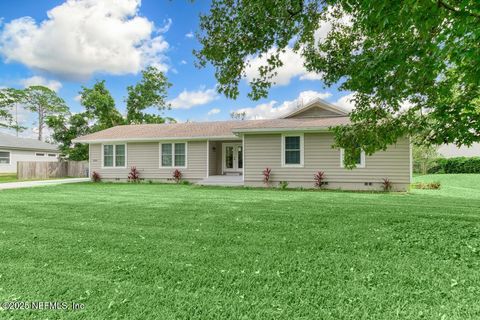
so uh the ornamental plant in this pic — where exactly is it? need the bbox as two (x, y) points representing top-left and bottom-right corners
(314, 171), (326, 188)
(91, 171), (101, 183)
(172, 169), (182, 183)
(128, 166), (141, 183)
(262, 167), (271, 186)
(382, 178), (393, 192)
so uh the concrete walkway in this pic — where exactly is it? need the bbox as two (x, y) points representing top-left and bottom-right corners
(0, 178), (89, 190)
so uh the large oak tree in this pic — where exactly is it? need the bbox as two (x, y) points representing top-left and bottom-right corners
(195, 0), (480, 166)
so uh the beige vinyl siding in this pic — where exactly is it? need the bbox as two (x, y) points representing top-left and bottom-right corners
(90, 141), (207, 181)
(208, 141), (221, 176)
(244, 132), (410, 189)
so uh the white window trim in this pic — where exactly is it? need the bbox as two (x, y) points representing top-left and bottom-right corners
(159, 142), (188, 169)
(48, 153), (57, 157)
(0, 150), (11, 165)
(340, 148), (366, 168)
(281, 133), (304, 167)
(101, 143), (127, 169)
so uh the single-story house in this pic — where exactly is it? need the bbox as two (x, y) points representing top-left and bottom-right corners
(0, 132), (60, 173)
(73, 99), (412, 190)
(438, 143), (480, 158)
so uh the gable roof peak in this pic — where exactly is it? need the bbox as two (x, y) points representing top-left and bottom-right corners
(281, 97), (349, 119)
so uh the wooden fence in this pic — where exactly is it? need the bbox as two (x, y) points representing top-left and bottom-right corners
(17, 161), (89, 180)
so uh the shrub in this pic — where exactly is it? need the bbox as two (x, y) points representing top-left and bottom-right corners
(172, 169), (182, 183)
(278, 181), (289, 190)
(180, 180), (191, 185)
(314, 171), (326, 188)
(381, 178), (393, 192)
(128, 166), (141, 183)
(428, 157), (480, 174)
(412, 182), (441, 190)
(91, 171), (101, 183)
(263, 167), (272, 185)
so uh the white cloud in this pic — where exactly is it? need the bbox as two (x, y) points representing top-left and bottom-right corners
(334, 93), (356, 111)
(20, 76), (62, 92)
(180, 60), (187, 65)
(235, 90), (332, 120)
(243, 7), (352, 87)
(168, 87), (219, 109)
(207, 108), (220, 115)
(0, 0), (170, 80)
(245, 47), (322, 86)
(185, 32), (194, 38)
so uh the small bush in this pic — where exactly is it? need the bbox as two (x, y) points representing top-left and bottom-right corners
(278, 181), (289, 190)
(428, 157), (480, 174)
(91, 171), (101, 183)
(412, 182), (441, 190)
(180, 180), (191, 185)
(173, 169), (182, 183)
(382, 178), (393, 192)
(314, 171), (326, 188)
(147, 180), (153, 184)
(128, 166), (141, 183)
(263, 167), (272, 186)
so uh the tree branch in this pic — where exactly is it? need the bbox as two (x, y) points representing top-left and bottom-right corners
(437, 0), (480, 19)
(286, 0), (304, 18)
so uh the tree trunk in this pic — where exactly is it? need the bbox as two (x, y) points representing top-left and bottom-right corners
(38, 108), (43, 141)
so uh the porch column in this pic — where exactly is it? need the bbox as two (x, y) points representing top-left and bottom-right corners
(206, 139), (210, 178)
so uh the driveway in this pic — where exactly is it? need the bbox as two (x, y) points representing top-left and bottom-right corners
(0, 178), (89, 190)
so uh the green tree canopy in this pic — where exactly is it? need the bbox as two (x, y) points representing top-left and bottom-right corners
(126, 66), (173, 124)
(195, 0), (480, 166)
(0, 88), (25, 129)
(79, 80), (124, 130)
(46, 113), (91, 161)
(23, 86), (68, 141)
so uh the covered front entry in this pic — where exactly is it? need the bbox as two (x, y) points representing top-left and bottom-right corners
(207, 139), (243, 177)
(202, 139), (244, 186)
(222, 142), (243, 174)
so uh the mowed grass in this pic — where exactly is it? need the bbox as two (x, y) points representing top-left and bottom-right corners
(0, 173), (17, 183)
(0, 175), (480, 319)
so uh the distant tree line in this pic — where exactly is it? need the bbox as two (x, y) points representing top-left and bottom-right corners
(0, 67), (174, 160)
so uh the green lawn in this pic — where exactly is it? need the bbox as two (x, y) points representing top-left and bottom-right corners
(1, 175), (479, 319)
(0, 173), (18, 183)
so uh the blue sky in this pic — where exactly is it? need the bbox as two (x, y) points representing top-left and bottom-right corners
(0, 0), (351, 138)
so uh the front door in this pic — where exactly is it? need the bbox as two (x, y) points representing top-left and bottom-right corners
(223, 143), (243, 174)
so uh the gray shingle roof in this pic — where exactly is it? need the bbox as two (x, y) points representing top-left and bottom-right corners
(0, 132), (58, 151)
(73, 117), (351, 142)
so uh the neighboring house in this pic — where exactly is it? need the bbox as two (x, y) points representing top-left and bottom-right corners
(73, 99), (411, 190)
(0, 133), (60, 173)
(437, 143), (480, 158)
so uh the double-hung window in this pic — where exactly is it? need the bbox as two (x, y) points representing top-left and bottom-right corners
(282, 134), (304, 167)
(0, 151), (10, 164)
(103, 144), (126, 168)
(160, 142), (187, 168)
(340, 147), (366, 168)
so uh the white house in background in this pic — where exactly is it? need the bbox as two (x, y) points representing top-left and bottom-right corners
(0, 132), (60, 173)
(438, 143), (480, 158)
